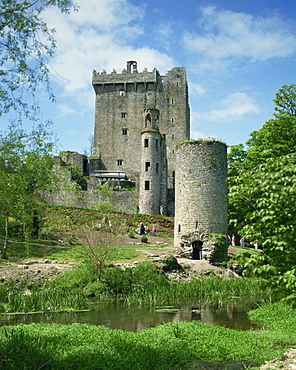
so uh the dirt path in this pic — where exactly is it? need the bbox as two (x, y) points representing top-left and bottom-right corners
(0, 236), (243, 284)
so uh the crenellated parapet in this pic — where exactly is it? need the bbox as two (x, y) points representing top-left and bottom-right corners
(92, 61), (161, 91)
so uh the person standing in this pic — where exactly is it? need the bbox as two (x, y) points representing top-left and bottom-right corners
(160, 205), (163, 215)
(140, 222), (145, 235)
(231, 235), (236, 246)
(240, 237), (246, 247)
(152, 226), (156, 236)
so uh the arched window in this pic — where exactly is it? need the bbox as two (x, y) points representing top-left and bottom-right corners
(145, 113), (152, 128)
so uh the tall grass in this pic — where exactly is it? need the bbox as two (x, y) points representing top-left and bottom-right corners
(0, 288), (87, 314)
(123, 276), (273, 308)
(1, 302), (295, 370)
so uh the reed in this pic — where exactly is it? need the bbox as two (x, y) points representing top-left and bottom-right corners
(3, 288), (87, 314)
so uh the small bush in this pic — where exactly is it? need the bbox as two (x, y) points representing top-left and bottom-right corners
(103, 266), (133, 294)
(84, 281), (106, 297)
(140, 236), (148, 243)
(162, 254), (182, 272)
(128, 230), (135, 238)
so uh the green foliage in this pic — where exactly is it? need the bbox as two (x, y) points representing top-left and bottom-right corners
(113, 180), (136, 191)
(103, 266), (133, 295)
(0, 123), (56, 258)
(128, 229), (135, 238)
(133, 261), (169, 292)
(70, 166), (87, 190)
(209, 233), (228, 264)
(228, 84), (296, 303)
(65, 234), (80, 246)
(0, 0), (75, 118)
(229, 154), (296, 302)
(140, 236), (148, 243)
(95, 182), (120, 213)
(248, 301), (296, 333)
(47, 263), (97, 290)
(161, 254), (181, 272)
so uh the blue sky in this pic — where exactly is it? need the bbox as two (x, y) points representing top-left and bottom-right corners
(4, 0), (296, 154)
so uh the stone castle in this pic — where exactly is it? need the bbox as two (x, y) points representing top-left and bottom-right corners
(90, 60), (190, 216)
(47, 61), (228, 258)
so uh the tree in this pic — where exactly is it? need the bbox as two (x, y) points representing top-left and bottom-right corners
(228, 85), (296, 304)
(0, 123), (56, 258)
(229, 154), (296, 303)
(0, 0), (75, 119)
(245, 84), (296, 168)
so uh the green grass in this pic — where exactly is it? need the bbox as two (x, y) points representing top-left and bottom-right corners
(1, 302), (295, 369)
(3, 241), (84, 261)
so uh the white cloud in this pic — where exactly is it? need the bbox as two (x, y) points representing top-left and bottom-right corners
(189, 81), (206, 96)
(191, 129), (209, 140)
(197, 92), (260, 122)
(43, 0), (174, 103)
(154, 22), (174, 51)
(183, 6), (296, 70)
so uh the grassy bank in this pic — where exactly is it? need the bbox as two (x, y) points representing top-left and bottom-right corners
(0, 260), (274, 314)
(0, 302), (295, 369)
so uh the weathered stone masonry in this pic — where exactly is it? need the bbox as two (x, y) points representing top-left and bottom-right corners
(174, 140), (228, 257)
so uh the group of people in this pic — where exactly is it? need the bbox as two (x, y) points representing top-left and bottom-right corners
(139, 222), (157, 236)
(138, 205), (164, 237)
(229, 235), (261, 249)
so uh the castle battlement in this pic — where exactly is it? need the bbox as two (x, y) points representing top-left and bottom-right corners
(92, 61), (160, 86)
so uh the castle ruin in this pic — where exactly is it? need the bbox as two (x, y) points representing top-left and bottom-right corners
(47, 61), (228, 260)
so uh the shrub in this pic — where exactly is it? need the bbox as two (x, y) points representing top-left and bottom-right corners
(133, 261), (169, 291)
(209, 233), (228, 263)
(140, 236), (148, 243)
(103, 266), (133, 295)
(162, 254), (182, 272)
(128, 230), (135, 238)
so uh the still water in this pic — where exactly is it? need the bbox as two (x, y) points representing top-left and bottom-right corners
(0, 303), (256, 332)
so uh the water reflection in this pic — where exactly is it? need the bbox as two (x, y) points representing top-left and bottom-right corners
(0, 303), (256, 332)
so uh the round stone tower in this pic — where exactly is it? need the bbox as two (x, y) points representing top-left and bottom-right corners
(139, 108), (162, 215)
(174, 140), (228, 251)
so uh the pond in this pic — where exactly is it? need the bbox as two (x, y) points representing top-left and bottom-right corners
(0, 302), (256, 332)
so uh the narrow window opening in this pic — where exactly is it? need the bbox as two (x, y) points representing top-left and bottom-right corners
(117, 159), (123, 166)
(144, 138), (149, 147)
(196, 221), (198, 230)
(171, 98), (174, 104)
(145, 162), (150, 171)
(156, 163), (159, 173)
(171, 118), (174, 123)
(145, 113), (152, 128)
(122, 128), (128, 135)
(121, 112), (127, 118)
(172, 171), (175, 178)
(119, 91), (124, 96)
(145, 181), (150, 190)
(178, 224), (181, 232)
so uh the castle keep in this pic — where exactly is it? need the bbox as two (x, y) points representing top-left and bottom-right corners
(90, 61), (190, 216)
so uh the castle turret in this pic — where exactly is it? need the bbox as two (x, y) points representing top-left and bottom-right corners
(139, 108), (165, 214)
(174, 140), (228, 251)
